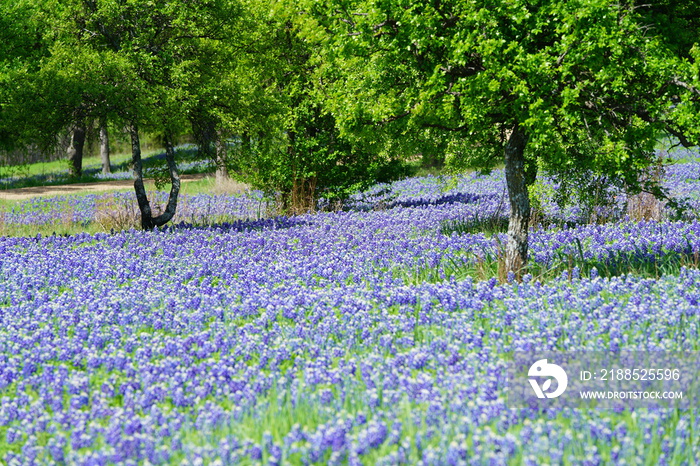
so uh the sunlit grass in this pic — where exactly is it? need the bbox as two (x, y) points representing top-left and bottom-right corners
(0, 145), (210, 190)
(0, 175), (254, 237)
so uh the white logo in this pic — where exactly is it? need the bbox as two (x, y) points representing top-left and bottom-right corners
(528, 359), (568, 399)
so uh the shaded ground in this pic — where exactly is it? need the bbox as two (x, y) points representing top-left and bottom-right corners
(0, 174), (208, 200)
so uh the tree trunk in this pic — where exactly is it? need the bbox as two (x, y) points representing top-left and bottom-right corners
(504, 123), (530, 278)
(130, 123), (154, 229)
(214, 130), (229, 185)
(130, 123), (181, 230)
(286, 130), (300, 214)
(422, 151), (445, 169)
(152, 133), (181, 226)
(99, 120), (111, 174)
(67, 120), (86, 177)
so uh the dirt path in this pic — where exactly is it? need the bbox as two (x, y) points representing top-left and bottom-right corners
(0, 174), (208, 201)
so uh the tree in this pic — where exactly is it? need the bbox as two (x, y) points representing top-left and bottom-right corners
(299, 0), (694, 276)
(2, 1), (126, 174)
(32, 0), (249, 229)
(227, 4), (412, 214)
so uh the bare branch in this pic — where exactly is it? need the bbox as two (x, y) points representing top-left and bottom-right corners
(440, 57), (484, 78)
(670, 77), (700, 97)
(377, 110), (411, 125)
(665, 124), (697, 148)
(372, 19), (397, 31)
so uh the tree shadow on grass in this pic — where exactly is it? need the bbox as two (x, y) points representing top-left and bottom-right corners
(169, 215), (309, 234)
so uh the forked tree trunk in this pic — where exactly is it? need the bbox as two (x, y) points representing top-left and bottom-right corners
(214, 130), (229, 185)
(130, 123), (181, 230)
(99, 120), (111, 174)
(504, 124), (530, 278)
(67, 120), (87, 177)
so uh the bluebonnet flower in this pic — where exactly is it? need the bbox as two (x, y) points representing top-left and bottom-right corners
(1, 154), (700, 463)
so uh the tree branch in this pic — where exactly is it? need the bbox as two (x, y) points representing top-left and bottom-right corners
(440, 56), (484, 78)
(665, 124), (697, 148)
(670, 77), (700, 97)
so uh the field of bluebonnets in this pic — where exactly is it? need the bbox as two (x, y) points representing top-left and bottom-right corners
(2, 149), (700, 464)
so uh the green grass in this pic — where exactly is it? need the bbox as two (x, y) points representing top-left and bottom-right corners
(0, 238), (697, 462)
(0, 146), (210, 190)
(0, 175), (253, 237)
(398, 227), (700, 285)
(439, 214), (509, 237)
(8, 152), (133, 178)
(0, 152), (133, 190)
(166, 306), (699, 465)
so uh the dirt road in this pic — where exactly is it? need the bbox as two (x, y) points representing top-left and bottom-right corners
(0, 174), (208, 201)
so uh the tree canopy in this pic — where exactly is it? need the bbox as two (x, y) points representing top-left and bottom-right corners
(0, 1), (50, 151)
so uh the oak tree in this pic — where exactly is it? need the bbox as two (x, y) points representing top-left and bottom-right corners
(300, 0), (696, 275)
(36, 0), (247, 229)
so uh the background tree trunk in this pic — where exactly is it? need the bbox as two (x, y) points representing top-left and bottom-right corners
(215, 130), (229, 185)
(99, 119), (111, 174)
(67, 119), (86, 177)
(504, 124), (530, 278)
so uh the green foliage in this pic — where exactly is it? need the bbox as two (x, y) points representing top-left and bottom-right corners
(528, 176), (553, 221)
(637, 1), (700, 60)
(0, 1), (51, 151)
(1, 0), (254, 158)
(227, 7), (410, 213)
(5, 0), (699, 227)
